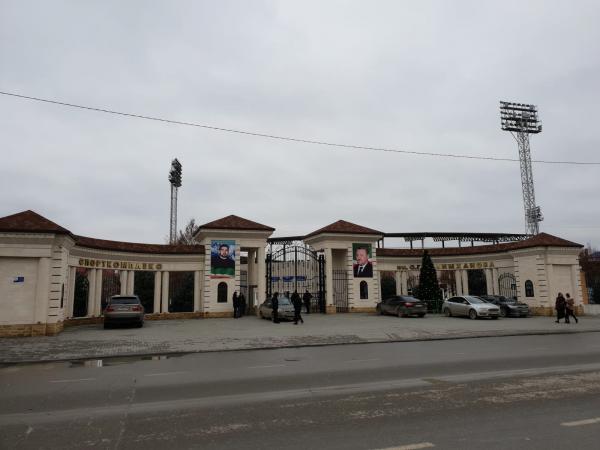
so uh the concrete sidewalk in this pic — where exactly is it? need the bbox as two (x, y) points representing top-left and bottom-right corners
(1, 314), (599, 364)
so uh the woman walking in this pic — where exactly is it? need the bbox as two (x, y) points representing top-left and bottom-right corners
(555, 293), (566, 323)
(565, 293), (578, 323)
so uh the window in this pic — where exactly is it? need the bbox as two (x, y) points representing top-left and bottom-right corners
(217, 282), (228, 303)
(360, 281), (368, 299)
(525, 280), (534, 297)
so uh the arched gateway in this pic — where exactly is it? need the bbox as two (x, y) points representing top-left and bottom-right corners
(0, 210), (586, 337)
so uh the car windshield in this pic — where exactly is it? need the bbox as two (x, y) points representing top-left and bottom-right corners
(400, 296), (419, 302)
(278, 297), (292, 306)
(465, 296), (486, 304)
(110, 297), (139, 305)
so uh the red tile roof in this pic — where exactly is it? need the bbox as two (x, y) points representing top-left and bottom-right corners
(0, 210), (71, 234)
(377, 232), (582, 257)
(199, 215), (275, 231)
(306, 220), (384, 238)
(74, 235), (204, 254)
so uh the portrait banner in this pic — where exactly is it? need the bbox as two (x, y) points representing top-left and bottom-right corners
(352, 243), (373, 278)
(210, 240), (236, 278)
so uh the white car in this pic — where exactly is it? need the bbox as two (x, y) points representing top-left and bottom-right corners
(442, 295), (500, 320)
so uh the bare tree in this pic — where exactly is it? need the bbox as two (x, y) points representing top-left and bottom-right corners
(174, 218), (200, 245)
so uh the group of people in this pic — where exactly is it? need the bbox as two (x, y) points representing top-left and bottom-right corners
(231, 291), (247, 319)
(555, 292), (578, 324)
(270, 289), (314, 324)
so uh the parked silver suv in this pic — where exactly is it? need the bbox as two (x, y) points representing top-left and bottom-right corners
(103, 295), (145, 328)
(442, 295), (500, 320)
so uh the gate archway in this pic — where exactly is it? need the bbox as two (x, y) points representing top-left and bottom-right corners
(266, 245), (325, 313)
(499, 272), (518, 299)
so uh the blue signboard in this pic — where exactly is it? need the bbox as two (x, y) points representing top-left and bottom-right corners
(295, 276), (307, 281)
(282, 276), (294, 282)
(271, 276), (280, 282)
(13, 276), (24, 283)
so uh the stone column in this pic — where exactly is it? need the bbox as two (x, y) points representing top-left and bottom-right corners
(492, 267), (499, 295)
(153, 271), (161, 314)
(454, 270), (462, 295)
(461, 270), (469, 295)
(87, 268), (96, 318)
(94, 268), (103, 316)
(161, 271), (169, 313)
(485, 269), (492, 295)
(34, 258), (51, 326)
(401, 271), (408, 296)
(67, 266), (76, 319)
(256, 246), (266, 316)
(571, 265), (581, 304)
(194, 270), (201, 312)
(395, 270), (402, 296)
(324, 247), (335, 313)
(127, 270), (135, 295)
(120, 271), (127, 295)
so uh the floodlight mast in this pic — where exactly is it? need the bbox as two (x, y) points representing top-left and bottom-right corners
(168, 158), (182, 244)
(500, 101), (543, 235)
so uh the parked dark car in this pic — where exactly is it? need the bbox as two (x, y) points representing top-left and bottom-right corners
(103, 295), (144, 328)
(478, 295), (529, 317)
(376, 296), (427, 317)
(258, 295), (295, 321)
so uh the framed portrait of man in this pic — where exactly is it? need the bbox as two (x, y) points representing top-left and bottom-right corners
(210, 240), (235, 278)
(352, 243), (373, 278)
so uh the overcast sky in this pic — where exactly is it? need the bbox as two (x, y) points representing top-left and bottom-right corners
(1, 0), (599, 248)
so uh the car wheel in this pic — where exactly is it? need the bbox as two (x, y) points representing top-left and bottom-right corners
(500, 308), (507, 318)
(443, 308), (451, 317)
(377, 306), (383, 315)
(137, 321), (144, 328)
(491, 316), (498, 320)
(103, 322), (110, 329)
(418, 313), (425, 318)
(469, 309), (478, 320)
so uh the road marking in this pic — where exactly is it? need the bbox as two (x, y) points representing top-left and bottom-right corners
(372, 442), (435, 450)
(49, 378), (96, 383)
(247, 364), (287, 369)
(561, 417), (600, 427)
(144, 371), (188, 377)
(344, 358), (380, 363)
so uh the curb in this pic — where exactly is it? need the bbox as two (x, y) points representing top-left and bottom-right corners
(2, 328), (599, 366)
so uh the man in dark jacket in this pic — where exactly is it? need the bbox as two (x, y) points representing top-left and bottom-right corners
(239, 293), (247, 317)
(303, 289), (312, 314)
(271, 292), (280, 323)
(232, 291), (239, 319)
(291, 290), (303, 324)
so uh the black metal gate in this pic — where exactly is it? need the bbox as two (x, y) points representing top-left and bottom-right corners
(266, 245), (325, 313)
(333, 269), (348, 312)
(498, 272), (518, 299)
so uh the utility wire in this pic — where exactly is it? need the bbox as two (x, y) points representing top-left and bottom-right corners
(1, 90), (598, 166)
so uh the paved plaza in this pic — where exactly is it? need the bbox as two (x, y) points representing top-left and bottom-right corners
(1, 313), (599, 364)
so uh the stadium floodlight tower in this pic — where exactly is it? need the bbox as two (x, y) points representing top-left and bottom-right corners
(168, 158), (182, 244)
(500, 101), (543, 235)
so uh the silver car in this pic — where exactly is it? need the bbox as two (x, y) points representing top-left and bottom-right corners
(259, 295), (295, 321)
(103, 295), (145, 328)
(442, 295), (500, 320)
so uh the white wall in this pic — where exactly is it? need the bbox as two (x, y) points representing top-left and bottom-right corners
(0, 258), (38, 324)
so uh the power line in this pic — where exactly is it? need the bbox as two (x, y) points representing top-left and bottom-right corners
(1, 90), (599, 166)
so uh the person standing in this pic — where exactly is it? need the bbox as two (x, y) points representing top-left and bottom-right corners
(555, 292), (566, 323)
(239, 292), (247, 317)
(232, 291), (240, 319)
(565, 293), (578, 323)
(303, 289), (313, 314)
(271, 292), (280, 324)
(291, 289), (303, 325)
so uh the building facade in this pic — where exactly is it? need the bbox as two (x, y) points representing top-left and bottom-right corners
(0, 210), (585, 337)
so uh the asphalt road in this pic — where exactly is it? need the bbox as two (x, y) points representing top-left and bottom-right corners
(2, 333), (600, 449)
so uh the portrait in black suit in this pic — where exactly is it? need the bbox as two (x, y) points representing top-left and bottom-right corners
(352, 244), (373, 278)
